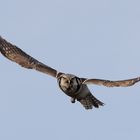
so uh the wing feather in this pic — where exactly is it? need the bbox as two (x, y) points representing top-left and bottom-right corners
(0, 36), (58, 77)
(82, 77), (140, 87)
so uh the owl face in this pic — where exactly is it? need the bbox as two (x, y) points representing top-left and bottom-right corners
(57, 74), (81, 97)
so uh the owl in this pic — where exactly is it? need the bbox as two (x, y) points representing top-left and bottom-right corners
(0, 36), (140, 109)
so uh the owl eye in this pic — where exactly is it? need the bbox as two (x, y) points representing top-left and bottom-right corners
(66, 80), (69, 84)
(70, 80), (73, 84)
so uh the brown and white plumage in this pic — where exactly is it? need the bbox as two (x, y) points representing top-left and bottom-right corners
(82, 77), (140, 87)
(0, 36), (57, 77)
(0, 36), (140, 110)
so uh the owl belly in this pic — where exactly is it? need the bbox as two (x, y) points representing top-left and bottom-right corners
(75, 84), (90, 100)
(60, 84), (90, 100)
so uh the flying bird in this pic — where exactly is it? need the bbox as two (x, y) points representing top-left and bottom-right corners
(0, 36), (140, 109)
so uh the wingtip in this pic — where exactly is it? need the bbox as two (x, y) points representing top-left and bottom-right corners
(0, 36), (5, 44)
(135, 77), (140, 84)
(0, 36), (4, 40)
(0, 36), (2, 41)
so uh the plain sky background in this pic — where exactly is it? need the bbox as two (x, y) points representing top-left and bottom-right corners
(0, 0), (140, 140)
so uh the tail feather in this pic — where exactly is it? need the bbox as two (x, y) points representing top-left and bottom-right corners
(79, 94), (104, 109)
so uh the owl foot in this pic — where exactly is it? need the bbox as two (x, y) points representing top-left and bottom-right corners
(71, 98), (76, 103)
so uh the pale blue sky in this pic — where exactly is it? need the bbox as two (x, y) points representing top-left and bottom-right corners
(1, 0), (140, 140)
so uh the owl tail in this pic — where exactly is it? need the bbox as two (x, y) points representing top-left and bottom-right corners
(79, 94), (104, 109)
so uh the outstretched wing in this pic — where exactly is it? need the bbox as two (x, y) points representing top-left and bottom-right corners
(82, 77), (140, 87)
(0, 36), (58, 78)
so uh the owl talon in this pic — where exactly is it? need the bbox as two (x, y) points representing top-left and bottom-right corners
(71, 98), (76, 103)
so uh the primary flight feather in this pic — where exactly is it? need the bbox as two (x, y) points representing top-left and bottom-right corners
(0, 36), (140, 109)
